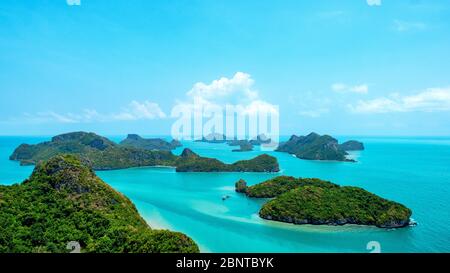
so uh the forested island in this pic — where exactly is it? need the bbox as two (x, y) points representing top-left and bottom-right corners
(229, 140), (254, 152)
(276, 132), (364, 162)
(10, 132), (279, 173)
(176, 148), (278, 172)
(198, 133), (272, 152)
(236, 176), (412, 228)
(119, 134), (182, 151)
(0, 155), (199, 253)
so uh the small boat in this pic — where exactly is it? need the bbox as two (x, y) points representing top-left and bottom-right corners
(222, 195), (231, 201)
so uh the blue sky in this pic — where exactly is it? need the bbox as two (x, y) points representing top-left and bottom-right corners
(0, 0), (449, 136)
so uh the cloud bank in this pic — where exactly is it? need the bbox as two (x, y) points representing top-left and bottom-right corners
(19, 100), (166, 124)
(348, 87), (450, 113)
(366, 0), (381, 6)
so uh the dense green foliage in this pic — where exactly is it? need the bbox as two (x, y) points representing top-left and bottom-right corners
(120, 134), (181, 151)
(259, 186), (412, 228)
(10, 132), (177, 170)
(10, 132), (279, 173)
(276, 132), (361, 162)
(243, 176), (412, 228)
(0, 155), (199, 253)
(175, 149), (279, 172)
(242, 176), (338, 198)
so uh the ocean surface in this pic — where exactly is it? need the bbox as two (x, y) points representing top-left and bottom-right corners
(1, 135), (449, 253)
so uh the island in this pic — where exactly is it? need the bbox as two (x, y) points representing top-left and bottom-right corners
(340, 140), (365, 151)
(10, 132), (177, 170)
(196, 133), (271, 152)
(10, 132), (280, 173)
(229, 140), (254, 152)
(175, 148), (279, 172)
(238, 175), (338, 198)
(196, 133), (227, 143)
(120, 134), (182, 151)
(249, 134), (272, 146)
(0, 155), (199, 253)
(276, 132), (363, 162)
(235, 176), (412, 228)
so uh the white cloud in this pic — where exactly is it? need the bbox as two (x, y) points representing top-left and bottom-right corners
(18, 101), (166, 124)
(114, 101), (166, 121)
(393, 20), (426, 32)
(174, 72), (278, 116)
(348, 87), (450, 113)
(187, 72), (258, 104)
(332, 83), (369, 94)
(367, 0), (381, 6)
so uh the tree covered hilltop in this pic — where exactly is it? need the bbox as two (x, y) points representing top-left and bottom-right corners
(236, 176), (412, 228)
(10, 132), (279, 173)
(119, 134), (182, 151)
(276, 132), (364, 162)
(176, 148), (279, 172)
(0, 155), (199, 253)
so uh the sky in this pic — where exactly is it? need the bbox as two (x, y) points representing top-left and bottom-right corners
(0, 0), (449, 136)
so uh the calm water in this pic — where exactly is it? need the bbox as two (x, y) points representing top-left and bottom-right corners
(1, 136), (449, 253)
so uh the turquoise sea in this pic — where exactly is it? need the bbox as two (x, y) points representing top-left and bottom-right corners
(1, 136), (449, 253)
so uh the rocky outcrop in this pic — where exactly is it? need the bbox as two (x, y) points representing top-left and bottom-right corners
(340, 140), (365, 151)
(276, 132), (363, 162)
(240, 176), (412, 229)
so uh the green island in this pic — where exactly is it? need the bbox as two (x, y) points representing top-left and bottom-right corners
(10, 132), (177, 170)
(198, 133), (271, 152)
(120, 134), (182, 151)
(276, 132), (364, 162)
(0, 155), (199, 253)
(235, 176), (412, 228)
(10, 132), (279, 173)
(340, 140), (365, 151)
(230, 140), (254, 152)
(176, 148), (279, 172)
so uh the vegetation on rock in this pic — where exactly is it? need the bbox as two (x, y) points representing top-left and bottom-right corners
(276, 132), (363, 162)
(340, 140), (365, 151)
(235, 179), (248, 193)
(120, 134), (182, 151)
(236, 176), (412, 228)
(242, 176), (338, 198)
(10, 132), (279, 173)
(10, 132), (177, 170)
(0, 155), (199, 253)
(175, 149), (279, 172)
